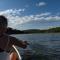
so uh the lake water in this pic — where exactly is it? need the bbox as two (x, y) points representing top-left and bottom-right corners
(11, 33), (60, 60)
(1, 33), (60, 60)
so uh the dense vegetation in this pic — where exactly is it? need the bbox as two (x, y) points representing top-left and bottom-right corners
(23, 27), (60, 33)
(6, 27), (24, 34)
(6, 27), (60, 34)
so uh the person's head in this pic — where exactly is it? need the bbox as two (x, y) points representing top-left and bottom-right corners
(0, 15), (8, 34)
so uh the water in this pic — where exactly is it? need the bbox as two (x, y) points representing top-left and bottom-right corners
(1, 33), (60, 60)
(11, 33), (60, 60)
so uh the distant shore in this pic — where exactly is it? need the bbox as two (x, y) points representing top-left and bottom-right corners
(6, 27), (60, 34)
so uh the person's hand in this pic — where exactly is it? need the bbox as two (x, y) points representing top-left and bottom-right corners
(22, 41), (29, 49)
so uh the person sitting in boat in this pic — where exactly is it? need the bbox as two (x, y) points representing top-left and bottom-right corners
(0, 15), (29, 60)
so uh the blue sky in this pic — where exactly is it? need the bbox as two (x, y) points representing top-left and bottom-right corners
(0, 0), (60, 30)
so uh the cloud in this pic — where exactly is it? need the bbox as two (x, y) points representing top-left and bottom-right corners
(7, 12), (60, 28)
(36, 2), (46, 7)
(0, 9), (25, 28)
(45, 16), (60, 21)
(0, 9), (60, 29)
(0, 9), (25, 16)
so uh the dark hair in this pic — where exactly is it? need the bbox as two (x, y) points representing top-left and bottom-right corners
(0, 15), (8, 27)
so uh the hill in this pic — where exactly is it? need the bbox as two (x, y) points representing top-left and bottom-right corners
(6, 27), (60, 34)
(23, 27), (60, 33)
(6, 27), (24, 34)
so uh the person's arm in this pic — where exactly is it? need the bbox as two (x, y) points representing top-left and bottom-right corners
(10, 37), (29, 49)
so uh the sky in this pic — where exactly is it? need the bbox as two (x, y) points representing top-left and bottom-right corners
(0, 0), (60, 30)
